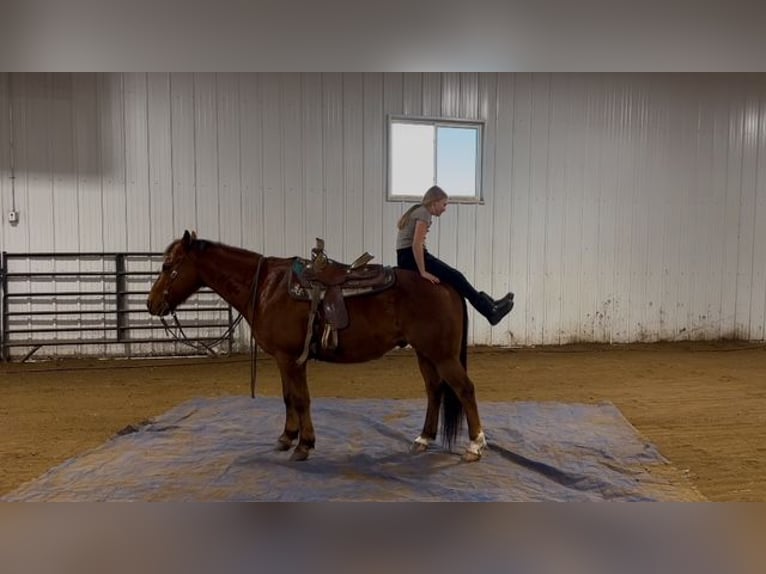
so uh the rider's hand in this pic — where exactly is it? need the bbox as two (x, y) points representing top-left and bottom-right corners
(420, 271), (440, 284)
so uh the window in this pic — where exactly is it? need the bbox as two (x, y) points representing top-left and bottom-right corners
(388, 116), (483, 202)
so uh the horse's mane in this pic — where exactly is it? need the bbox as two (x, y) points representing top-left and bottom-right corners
(164, 238), (258, 259)
(163, 240), (181, 256)
(195, 240), (258, 258)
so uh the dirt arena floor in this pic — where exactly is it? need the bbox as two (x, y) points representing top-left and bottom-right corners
(1, 342), (765, 501)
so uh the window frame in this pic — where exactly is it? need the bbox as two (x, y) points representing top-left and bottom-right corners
(386, 115), (485, 204)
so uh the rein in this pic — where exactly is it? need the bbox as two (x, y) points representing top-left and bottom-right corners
(159, 253), (265, 399)
(247, 256), (265, 399)
(160, 311), (243, 357)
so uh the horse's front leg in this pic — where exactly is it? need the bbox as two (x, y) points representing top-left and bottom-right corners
(412, 352), (443, 453)
(276, 362), (300, 452)
(275, 355), (315, 461)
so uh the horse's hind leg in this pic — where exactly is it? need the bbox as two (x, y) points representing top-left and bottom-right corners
(275, 355), (315, 461)
(436, 358), (487, 462)
(412, 351), (443, 453)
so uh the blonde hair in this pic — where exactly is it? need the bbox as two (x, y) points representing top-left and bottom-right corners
(397, 185), (448, 230)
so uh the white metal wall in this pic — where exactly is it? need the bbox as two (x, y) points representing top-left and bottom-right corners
(2, 73), (766, 353)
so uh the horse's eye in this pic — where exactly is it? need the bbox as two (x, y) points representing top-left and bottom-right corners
(170, 270), (178, 279)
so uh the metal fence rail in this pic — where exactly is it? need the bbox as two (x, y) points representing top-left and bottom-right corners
(1, 251), (236, 362)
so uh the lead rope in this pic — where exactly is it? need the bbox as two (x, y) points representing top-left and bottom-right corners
(248, 257), (265, 399)
(160, 310), (243, 356)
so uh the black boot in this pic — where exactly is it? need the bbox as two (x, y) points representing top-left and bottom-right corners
(479, 291), (514, 308)
(499, 292), (514, 304)
(477, 292), (514, 326)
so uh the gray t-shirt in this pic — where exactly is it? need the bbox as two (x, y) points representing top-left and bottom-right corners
(396, 205), (433, 250)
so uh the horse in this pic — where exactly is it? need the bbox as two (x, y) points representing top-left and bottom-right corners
(146, 230), (488, 462)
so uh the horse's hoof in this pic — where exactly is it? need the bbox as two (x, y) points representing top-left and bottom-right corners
(410, 435), (431, 453)
(275, 438), (293, 451)
(410, 441), (428, 454)
(462, 450), (482, 463)
(290, 445), (311, 461)
(462, 431), (487, 462)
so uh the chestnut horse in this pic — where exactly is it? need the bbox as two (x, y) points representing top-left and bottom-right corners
(146, 231), (487, 462)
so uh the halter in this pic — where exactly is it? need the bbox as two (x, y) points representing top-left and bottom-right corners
(158, 254), (241, 356)
(157, 254), (186, 317)
(157, 253), (213, 352)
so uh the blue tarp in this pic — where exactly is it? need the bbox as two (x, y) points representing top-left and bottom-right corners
(4, 396), (703, 501)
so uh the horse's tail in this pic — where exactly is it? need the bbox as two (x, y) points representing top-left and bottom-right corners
(440, 296), (467, 449)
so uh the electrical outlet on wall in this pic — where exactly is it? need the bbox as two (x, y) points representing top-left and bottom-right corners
(8, 209), (19, 223)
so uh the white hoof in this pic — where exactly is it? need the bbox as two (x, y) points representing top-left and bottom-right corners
(462, 450), (482, 462)
(463, 431), (487, 462)
(411, 435), (430, 453)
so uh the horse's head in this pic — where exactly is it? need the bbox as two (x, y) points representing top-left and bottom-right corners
(146, 230), (204, 316)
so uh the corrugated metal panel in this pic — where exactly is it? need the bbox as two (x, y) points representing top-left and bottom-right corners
(421, 73), (441, 118)
(261, 72), (284, 257)
(754, 79), (766, 341)
(25, 74), (55, 252)
(123, 73), (150, 251)
(490, 73), (514, 346)
(51, 74), (78, 253)
(322, 73), (345, 261)
(169, 72), (197, 237)
(239, 72), (263, 251)
(361, 73), (384, 263)
(0, 73), (24, 252)
(402, 73), (422, 116)
(595, 74), (622, 343)
(302, 73), (325, 249)
(436, 73), (460, 279)
(342, 73), (364, 260)
(641, 75), (667, 341)
(99, 73), (127, 252)
(419, 73), (441, 263)
(736, 80), (760, 340)
(555, 74), (584, 344)
(0, 74), (7, 246)
(526, 73), (551, 345)
(5, 73), (766, 358)
(217, 73), (242, 248)
(456, 73), (480, 344)
(282, 73), (304, 258)
(121, 73), (152, 356)
(193, 72), (220, 241)
(236, 72), (261, 346)
(147, 72), (174, 250)
(473, 73), (497, 346)
(73, 73), (102, 251)
(507, 73), (532, 346)
(22, 75), (53, 351)
(699, 75), (729, 340)
(382, 73), (405, 267)
(72, 73), (104, 356)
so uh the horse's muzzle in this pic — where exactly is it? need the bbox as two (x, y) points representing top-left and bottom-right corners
(146, 297), (171, 317)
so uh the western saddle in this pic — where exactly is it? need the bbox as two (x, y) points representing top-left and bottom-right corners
(289, 238), (396, 364)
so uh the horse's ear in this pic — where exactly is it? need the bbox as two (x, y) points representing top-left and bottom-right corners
(182, 230), (192, 248)
(191, 230), (197, 241)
